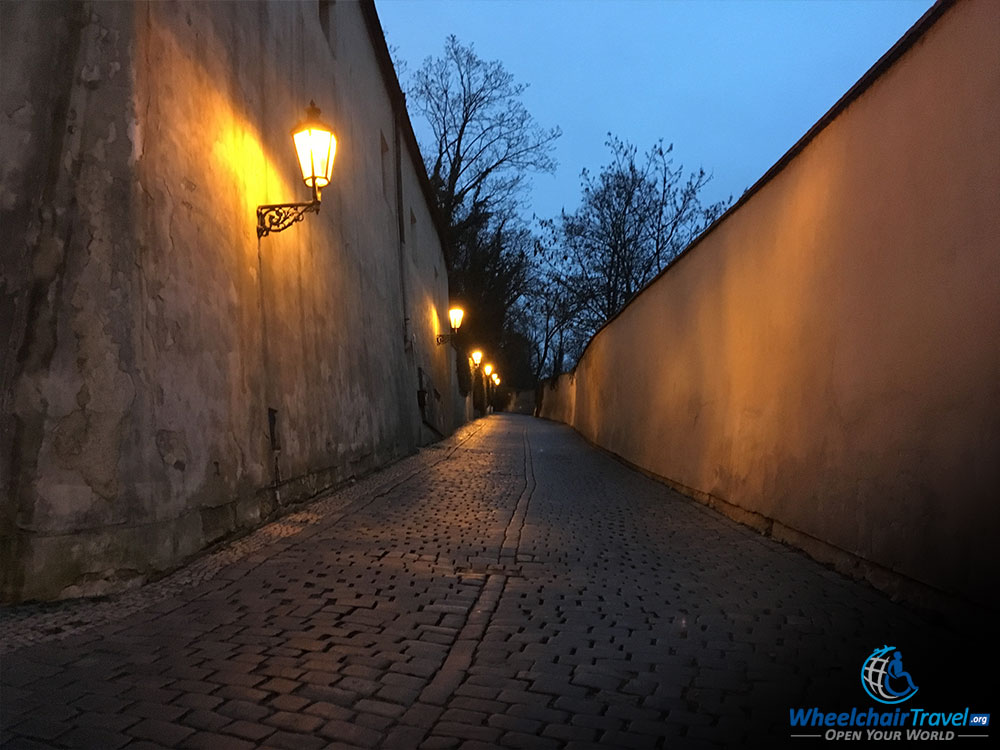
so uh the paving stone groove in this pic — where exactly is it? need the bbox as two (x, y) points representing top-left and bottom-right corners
(0, 415), (992, 749)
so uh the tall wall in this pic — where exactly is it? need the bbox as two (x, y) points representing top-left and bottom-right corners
(540, 0), (999, 608)
(0, 0), (460, 602)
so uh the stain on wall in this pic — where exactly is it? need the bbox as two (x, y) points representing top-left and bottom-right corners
(540, 0), (999, 608)
(1, 0), (461, 602)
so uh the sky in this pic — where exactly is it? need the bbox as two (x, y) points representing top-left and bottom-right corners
(374, 0), (937, 223)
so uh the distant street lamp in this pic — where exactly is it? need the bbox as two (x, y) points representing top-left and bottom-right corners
(484, 367), (500, 414)
(471, 350), (483, 368)
(437, 307), (465, 345)
(257, 101), (337, 237)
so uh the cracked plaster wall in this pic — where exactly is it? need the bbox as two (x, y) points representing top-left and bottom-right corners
(1, 0), (457, 602)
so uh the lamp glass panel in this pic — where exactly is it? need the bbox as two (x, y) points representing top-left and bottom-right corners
(483, 364), (493, 377)
(449, 308), (464, 331)
(471, 351), (483, 366)
(293, 128), (336, 189)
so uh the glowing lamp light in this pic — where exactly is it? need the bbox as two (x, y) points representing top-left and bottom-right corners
(483, 364), (493, 378)
(292, 101), (336, 191)
(471, 350), (483, 367)
(438, 307), (465, 345)
(492, 373), (500, 386)
(257, 101), (337, 238)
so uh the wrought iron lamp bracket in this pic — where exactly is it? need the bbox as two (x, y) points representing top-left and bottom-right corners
(256, 200), (320, 238)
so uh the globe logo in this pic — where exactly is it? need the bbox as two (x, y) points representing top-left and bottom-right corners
(862, 645), (919, 704)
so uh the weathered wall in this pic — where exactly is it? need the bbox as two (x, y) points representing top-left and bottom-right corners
(538, 376), (575, 424)
(508, 389), (537, 415)
(398, 123), (455, 443)
(540, 0), (999, 608)
(452, 356), (475, 426)
(0, 0), (460, 602)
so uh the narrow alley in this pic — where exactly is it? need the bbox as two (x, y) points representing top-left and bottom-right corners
(0, 415), (990, 749)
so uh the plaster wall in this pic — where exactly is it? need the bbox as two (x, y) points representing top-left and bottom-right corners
(540, 0), (999, 607)
(539, 376), (576, 426)
(397, 136), (457, 442)
(508, 389), (537, 416)
(452, 356), (475, 427)
(0, 0), (456, 602)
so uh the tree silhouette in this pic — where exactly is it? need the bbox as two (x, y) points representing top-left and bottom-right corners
(411, 35), (561, 233)
(540, 135), (730, 362)
(407, 36), (560, 391)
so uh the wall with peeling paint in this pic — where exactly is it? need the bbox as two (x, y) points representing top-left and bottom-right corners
(539, 0), (999, 609)
(0, 0), (460, 602)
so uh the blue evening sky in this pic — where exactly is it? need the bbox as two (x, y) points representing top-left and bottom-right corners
(374, 0), (936, 222)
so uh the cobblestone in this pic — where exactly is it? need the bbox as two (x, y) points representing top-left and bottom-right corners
(1, 415), (992, 747)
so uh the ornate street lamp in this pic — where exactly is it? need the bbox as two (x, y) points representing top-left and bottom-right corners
(257, 101), (337, 237)
(437, 307), (465, 345)
(471, 350), (483, 368)
(483, 364), (493, 378)
(492, 373), (500, 386)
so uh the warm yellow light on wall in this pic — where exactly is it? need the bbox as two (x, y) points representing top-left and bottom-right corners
(483, 364), (493, 378)
(471, 350), (483, 367)
(257, 100), (337, 238)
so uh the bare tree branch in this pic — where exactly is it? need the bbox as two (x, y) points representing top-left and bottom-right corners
(538, 135), (731, 365)
(410, 35), (561, 230)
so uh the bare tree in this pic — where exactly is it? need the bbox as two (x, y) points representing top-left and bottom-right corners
(510, 260), (581, 382)
(410, 35), (561, 231)
(448, 206), (532, 341)
(541, 135), (730, 351)
(405, 35), (560, 391)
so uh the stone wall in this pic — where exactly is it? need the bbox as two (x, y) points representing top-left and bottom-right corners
(508, 390), (537, 416)
(539, 0), (999, 608)
(0, 0), (460, 602)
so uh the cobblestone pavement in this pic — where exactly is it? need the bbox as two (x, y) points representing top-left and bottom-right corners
(1, 415), (993, 749)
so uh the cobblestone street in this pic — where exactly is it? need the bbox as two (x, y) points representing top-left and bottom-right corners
(1, 415), (991, 749)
